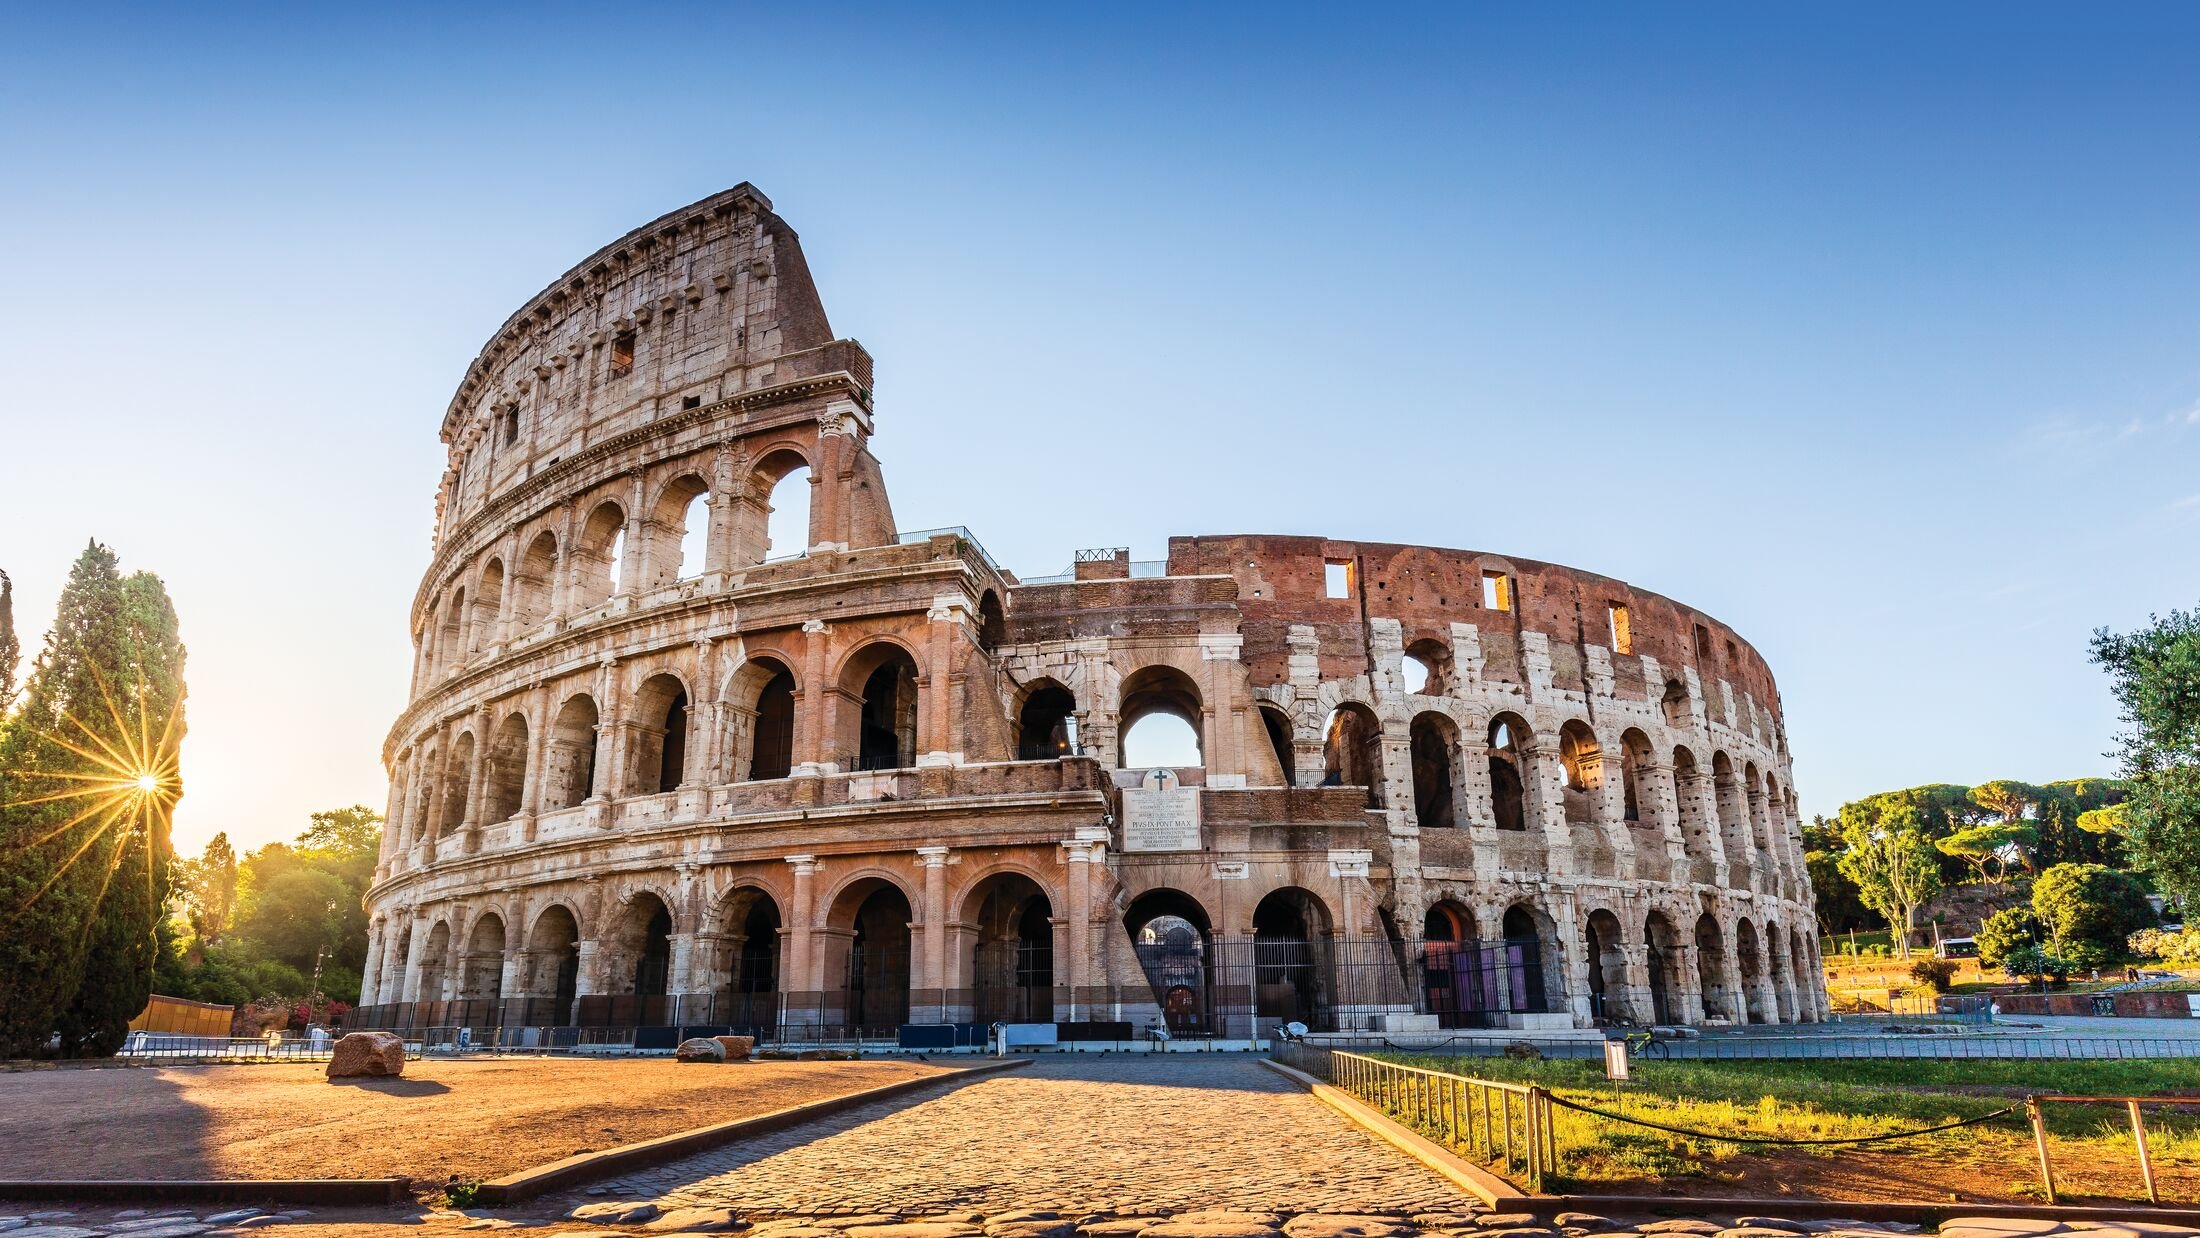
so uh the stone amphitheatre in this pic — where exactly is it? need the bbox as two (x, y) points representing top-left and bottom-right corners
(351, 182), (1823, 1041)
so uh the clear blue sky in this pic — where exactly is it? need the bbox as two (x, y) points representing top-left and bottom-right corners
(3, 4), (2196, 854)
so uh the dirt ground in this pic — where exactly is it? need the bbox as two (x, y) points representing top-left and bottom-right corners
(0, 1056), (953, 1190)
(1585, 1141), (2195, 1207)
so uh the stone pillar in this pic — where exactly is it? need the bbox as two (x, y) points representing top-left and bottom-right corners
(616, 474), (646, 596)
(359, 917), (385, 1009)
(797, 620), (830, 774)
(917, 847), (949, 1017)
(784, 855), (821, 1026)
(920, 602), (962, 766)
(1063, 827), (1107, 1021)
(401, 911), (430, 1004)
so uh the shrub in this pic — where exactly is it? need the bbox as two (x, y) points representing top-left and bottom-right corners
(2130, 926), (2200, 964)
(1909, 958), (1959, 991)
(2002, 944), (2074, 981)
(1977, 907), (2043, 969)
(2034, 863), (2155, 963)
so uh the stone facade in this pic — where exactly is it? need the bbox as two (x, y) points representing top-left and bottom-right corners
(356, 183), (1827, 1038)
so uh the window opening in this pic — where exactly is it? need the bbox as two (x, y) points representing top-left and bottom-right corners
(1481, 571), (1511, 611)
(1324, 560), (1353, 599)
(610, 331), (636, 378)
(1608, 602), (1632, 654)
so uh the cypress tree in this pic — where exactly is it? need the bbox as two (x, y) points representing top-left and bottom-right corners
(0, 543), (186, 1057)
(0, 568), (18, 710)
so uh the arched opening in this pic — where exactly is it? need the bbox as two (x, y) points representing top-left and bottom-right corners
(1410, 712), (1458, 829)
(833, 880), (913, 1032)
(1765, 921), (1794, 1023)
(1322, 703), (1382, 807)
(574, 501), (626, 606)
(417, 921), (452, 1003)
(471, 560), (504, 652)
(1119, 665), (1204, 768)
(1694, 912), (1731, 1023)
(546, 694), (599, 809)
(729, 657), (798, 781)
(1644, 911), (1680, 1025)
(1583, 908), (1628, 1024)
(1253, 887), (1333, 1032)
(765, 459), (818, 562)
(1620, 728), (1652, 824)
(1559, 721), (1602, 823)
(651, 474), (711, 586)
(718, 888), (782, 1034)
(612, 893), (675, 1011)
(462, 914), (506, 1003)
(481, 712), (528, 824)
(1403, 638), (1453, 697)
(1501, 905), (1551, 1015)
(1488, 715), (1529, 831)
(1736, 918), (1768, 1024)
(964, 873), (1055, 1024)
(1258, 704), (1296, 787)
(1126, 889), (1213, 1036)
(513, 531), (558, 630)
(626, 673), (689, 794)
(1422, 902), (1488, 1027)
(1661, 678), (1692, 730)
(976, 591), (1005, 653)
(841, 644), (919, 772)
(438, 588), (468, 673)
(526, 905), (582, 1025)
(1016, 681), (1078, 761)
(438, 733), (475, 837)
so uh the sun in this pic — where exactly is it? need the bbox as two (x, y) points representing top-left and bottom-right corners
(135, 773), (160, 794)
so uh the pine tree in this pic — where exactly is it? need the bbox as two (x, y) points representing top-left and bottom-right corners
(0, 543), (186, 1057)
(0, 568), (18, 710)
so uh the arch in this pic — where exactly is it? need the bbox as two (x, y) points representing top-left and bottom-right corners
(1257, 703), (1296, 787)
(976, 590), (1005, 654)
(1016, 679), (1078, 761)
(626, 672), (691, 794)
(1500, 903), (1558, 1014)
(962, 872), (1055, 1023)
(1120, 664), (1204, 769)
(1487, 714), (1531, 831)
(839, 640), (920, 771)
(481, 711), (528, 824)
(1583, 907), (1629, 1024)
(1421, 901), (1489, 1027)
(1694, 912), (1733, 1022)
(610, 891), (675, 1000)
(1126, 888), (1214, 1036)
(738, 446), (812, 565)
(524, 904), (581, 1024)
(716, 885), (782, 1032)
(573, 500), (627, 607)
(1410, 711), (1459, 829)
(417, 919), (454, 1002)
(545, 694), (600, 809)
(1322, 702), (1382, 807)
(726, 656), (797, 781)
(1402, 637), (1454, 697)
(1619, 728), (1654, 824)
(1644, 910), (1682, 1025)
(827, 877), (913, 1031)
(470, 559), (505, 652)
(1558, 721), (1602, 815)
(1735, 917), (1768, 1023)
(461, 913), (507, 1003)
(438, 732), (476, 837)
(1253, 887), (1335, 1032)
(512, 530), (558, 630)
(641, 471), (711, 589)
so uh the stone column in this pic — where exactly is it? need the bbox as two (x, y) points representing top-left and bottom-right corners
(920, 602), (962, 766)
(1063, 827), (1107, 1022)
(797, 620), (830, 774)
(917, 847), (949, 1018)
(784, 855), (821, 1026)
(359, 917), (385, 1009)
(616, 474), (646, 597)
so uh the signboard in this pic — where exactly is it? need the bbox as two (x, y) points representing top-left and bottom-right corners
(1123, 769), (1202, 853)
(1603, 1038), (1630, 1081)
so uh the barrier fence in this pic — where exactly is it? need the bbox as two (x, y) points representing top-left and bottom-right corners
(1309, 1031), (2200, 1061)
(118, 1033), (422, 1063)
(1274, 1041), (1553, 1190)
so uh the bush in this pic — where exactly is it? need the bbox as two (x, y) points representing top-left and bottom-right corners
(1909, 958), (1959, 991)
(1977, 907), (2044, 969)
(2130, 926), (2200, 964)
(2034, 863), (2155, 963)
(2002, 944), (2074, 981)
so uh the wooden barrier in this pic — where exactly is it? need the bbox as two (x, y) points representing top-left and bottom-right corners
(128, 995), (235, 1037)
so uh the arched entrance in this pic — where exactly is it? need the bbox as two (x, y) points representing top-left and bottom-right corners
(832, 880), (913, 1032)
(526, 906), (581, 1026)
(1694, 912), (1731, 1023)
(1422, 902), (1489, 1028)
(964, 873), (1055, 1023)
(718, 888), (782, 1035)
(1501, 905), (1551, 1014)
(1252, 887), (1333, 1032)
(1583, 908), (1628, 1024)
(1125, 889), (1213, 1036)
(1644, 911), (1682, 1025)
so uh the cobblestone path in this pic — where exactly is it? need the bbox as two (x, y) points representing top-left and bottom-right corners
(593, 1056), (1471, 1216)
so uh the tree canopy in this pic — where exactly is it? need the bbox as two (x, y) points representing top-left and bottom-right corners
(2091, 606), (2200, 904)
(1835, 800), (1943, 958)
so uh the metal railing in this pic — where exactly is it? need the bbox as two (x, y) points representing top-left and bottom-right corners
(1274, 1041), (1553, 1190)
(117, 1033), (421, 1063)
(2028, 1093), (2200, 1204)
(1310, 1030), (2200, 1061)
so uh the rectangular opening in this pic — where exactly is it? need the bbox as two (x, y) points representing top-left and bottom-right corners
(1608, 601), (1632, 654)
(1694, 623), (1712, 659)
(610, 331), (636, 378)
(682, 394), (702, 410)
(1481, 570), (1511, 611)
(1324, 560), (1353, 599)
(500, 405), (520, 447)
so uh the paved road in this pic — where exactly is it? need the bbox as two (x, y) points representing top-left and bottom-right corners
(587, 1056), (1473, 1217)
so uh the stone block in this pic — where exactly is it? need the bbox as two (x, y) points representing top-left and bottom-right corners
(676, 1037), (728, 1062)
(325, 1032), (404, 1079)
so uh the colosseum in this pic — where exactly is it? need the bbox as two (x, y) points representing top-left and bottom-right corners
(353, 183), (1828, 1045)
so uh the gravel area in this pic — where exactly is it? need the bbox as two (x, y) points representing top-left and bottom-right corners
(0, 1056), (953, 1188)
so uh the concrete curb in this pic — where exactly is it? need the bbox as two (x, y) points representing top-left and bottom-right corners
(475, 1056), (1032, 1206)
(0, 1179), (410, 1205)
(1258, 1057), (1522, 1206)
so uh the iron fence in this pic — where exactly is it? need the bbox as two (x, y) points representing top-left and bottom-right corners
(117, 1033), (422, 1063)
(1311, 1030), (2200, 1061)
(1274, 1041), (1552, 1190)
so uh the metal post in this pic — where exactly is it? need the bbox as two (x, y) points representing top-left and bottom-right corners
(2129, 1099), (2160, 1205)
(2029, 1096), (2056, 1205)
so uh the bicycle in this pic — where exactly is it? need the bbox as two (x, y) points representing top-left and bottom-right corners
(1623, 1026), (1670, 1059)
